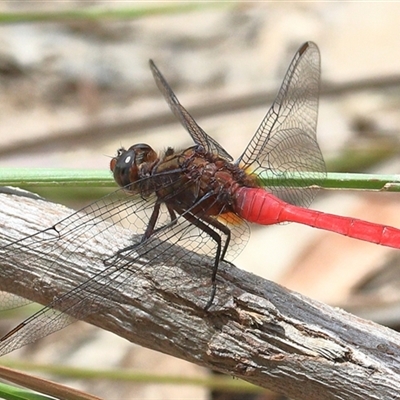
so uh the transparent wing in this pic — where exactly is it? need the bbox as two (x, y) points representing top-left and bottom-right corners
(0, 292), (31, 311)
(149, 60), (233, 161)
(0, 176), (249, 356)
(236, 42), (326, 207)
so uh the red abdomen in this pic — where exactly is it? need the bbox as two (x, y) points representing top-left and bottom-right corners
(234, 187), (289, 225)
(234, 187), (400, 249)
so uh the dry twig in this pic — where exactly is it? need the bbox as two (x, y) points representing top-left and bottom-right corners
(0, 188), (399, 400)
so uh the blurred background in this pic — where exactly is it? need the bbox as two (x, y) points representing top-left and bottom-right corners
(1, 1), (400, 399)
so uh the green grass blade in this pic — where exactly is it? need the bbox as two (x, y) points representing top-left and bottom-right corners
(0, 3), (230, 24)
(0, 382), (55, 400)
(0, 360), (265, 394)
(257, 171), (400, 192)
(0, 168), (114, 187)
(1, 168), (400, 192)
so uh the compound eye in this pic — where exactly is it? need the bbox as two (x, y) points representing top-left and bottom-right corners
(110, 148), (137, 188)
(110, 143), (157, 189)
(117, 149), (135, 171)
(123, 154), (132, 165)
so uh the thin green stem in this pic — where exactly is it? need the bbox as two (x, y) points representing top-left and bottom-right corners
(0, 168), (400, 192)
(0, 4), (230, 24)
(257, 171), (400, 192)
(0, 360), (265, 394)
(0, 168), (113, 187)
(0, 382), (55, 400)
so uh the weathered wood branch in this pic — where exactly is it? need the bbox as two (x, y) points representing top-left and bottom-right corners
(0, 187), (400, 400)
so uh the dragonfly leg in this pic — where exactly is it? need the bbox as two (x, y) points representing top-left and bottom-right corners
(178, 210), (231, 310)
(108, 204), (177, 264)
(142, 203), (161, 241)
(143, 204), (178, 239)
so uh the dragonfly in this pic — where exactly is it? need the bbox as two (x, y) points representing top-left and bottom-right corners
(1, 41), (400, 357)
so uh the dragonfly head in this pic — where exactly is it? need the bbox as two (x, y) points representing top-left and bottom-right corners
(110, 143), (158, 189)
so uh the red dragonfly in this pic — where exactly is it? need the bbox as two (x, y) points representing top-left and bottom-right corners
(0, 41), (400, 356)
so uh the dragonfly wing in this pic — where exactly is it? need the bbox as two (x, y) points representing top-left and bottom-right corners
(0, 174), (249, 355)
(0, 188), (143, 355)
(149, 60), (233, 161)
(0, 292), (31, 311)
(236, 42), (326, 207)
